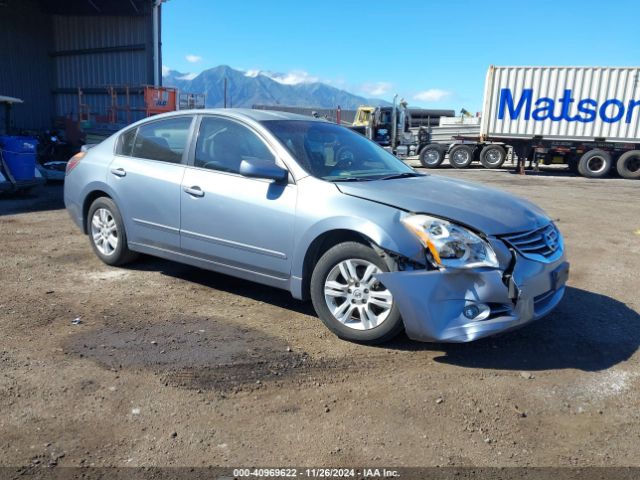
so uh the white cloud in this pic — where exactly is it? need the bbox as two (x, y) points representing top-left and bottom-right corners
(185, 54), (203, 64)
(360, 82), (392, 97)
(243, 69), (319, 85)
(413, 89), (451, 102)
(269, 70), (319, 85)
(178, 72), (198, 81)
(161, 65), (171, 77)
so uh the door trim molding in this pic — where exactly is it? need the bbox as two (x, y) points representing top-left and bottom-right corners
(180, 229), (287, 259)
(133, 218), (180, 233)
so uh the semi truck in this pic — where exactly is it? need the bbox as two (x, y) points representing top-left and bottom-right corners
(350, 101), (455, 157)
(418, 66), (640, 179)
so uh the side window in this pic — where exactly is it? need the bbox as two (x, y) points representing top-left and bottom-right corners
(117, 128), (136, 156)
(129, 116), (193, 163)
(194, 116), (275, 173)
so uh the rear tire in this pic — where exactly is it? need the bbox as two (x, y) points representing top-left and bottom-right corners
(479, 145), (507, 169)
(616, 151), (640, 179)
(310, 242), (403, 344)
(87, 197), (138, 266)
(419, 145), (445, 168)
(449, 145), (474, 169)
(578, 149), (611, 178)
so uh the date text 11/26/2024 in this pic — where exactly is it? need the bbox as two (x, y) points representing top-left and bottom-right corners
(232, 468), (400, 478)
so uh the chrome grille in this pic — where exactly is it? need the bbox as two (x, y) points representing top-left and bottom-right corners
(500, 223), (562, 261)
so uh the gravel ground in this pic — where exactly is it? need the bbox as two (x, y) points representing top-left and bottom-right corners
(0, 165), (639, 470)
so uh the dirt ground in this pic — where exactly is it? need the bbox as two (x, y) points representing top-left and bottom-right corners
(1, 164), (639, 470)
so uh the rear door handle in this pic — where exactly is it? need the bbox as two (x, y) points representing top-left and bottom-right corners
(110, 167), (126, 177)
(184, 186), (204, 197)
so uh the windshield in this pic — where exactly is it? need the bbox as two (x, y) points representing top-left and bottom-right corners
(261, 120), (417, 181)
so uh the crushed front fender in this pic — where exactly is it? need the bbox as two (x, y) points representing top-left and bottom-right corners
(376, 255), (568, 343)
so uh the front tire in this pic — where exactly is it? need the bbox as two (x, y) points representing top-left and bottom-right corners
(87, 197), (138, 266)
(310, 242), (403, 344)
(419, 145), (445, 168)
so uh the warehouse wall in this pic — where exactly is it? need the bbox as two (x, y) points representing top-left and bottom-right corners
(0, 0), (156, 132)
(0, 0), (54, 132)
(51, 13), (154, 122)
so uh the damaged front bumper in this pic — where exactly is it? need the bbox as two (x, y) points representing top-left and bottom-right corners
(376, 252), (569, 343)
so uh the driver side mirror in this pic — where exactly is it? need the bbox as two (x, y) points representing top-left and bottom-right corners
(239, 158), (288, 183)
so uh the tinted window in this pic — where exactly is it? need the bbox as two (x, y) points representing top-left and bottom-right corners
(129, 116), (193, 163)
(195, 117), (275, 173)
(262, 120), (414, 181)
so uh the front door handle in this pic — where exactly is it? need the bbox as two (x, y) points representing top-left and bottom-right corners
(110, 167), (126, 177)
(184, 186), (204, 197)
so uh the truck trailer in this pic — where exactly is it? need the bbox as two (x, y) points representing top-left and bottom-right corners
(419, 66), (640, 179)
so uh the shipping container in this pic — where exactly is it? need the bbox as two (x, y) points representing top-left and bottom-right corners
(481, 66), (640, 142)
(418, 66), (640, 180)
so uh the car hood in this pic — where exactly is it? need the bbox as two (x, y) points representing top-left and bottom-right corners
(335, 175), (551, 235)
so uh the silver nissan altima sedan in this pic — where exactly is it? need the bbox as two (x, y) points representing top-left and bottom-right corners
(64, 109), (569, 344)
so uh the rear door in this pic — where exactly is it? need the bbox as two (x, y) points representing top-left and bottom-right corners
(108, 115), (195, 251)
(179, 115), (297, 282)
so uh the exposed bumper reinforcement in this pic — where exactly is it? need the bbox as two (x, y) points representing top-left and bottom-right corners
(376, 255), (568, 343)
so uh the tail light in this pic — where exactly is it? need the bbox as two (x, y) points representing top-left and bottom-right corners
(66, 152), (85, 175)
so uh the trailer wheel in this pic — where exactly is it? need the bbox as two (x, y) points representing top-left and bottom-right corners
(419, 145), (444, 168)
(449, 145), (474, 169)
(616, 151), (640, 179)
(479, 145), (506, 169)
(578, 150), (611, 178)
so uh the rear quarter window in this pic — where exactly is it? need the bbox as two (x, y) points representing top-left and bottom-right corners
(117, 128), (137, 156)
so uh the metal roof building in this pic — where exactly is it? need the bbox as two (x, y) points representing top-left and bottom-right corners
(0, 0), (163, 132)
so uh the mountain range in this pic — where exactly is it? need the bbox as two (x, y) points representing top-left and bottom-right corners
(162, 65), (390, 110)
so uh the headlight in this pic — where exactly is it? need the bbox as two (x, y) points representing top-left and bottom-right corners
(401, 214), (499, 269)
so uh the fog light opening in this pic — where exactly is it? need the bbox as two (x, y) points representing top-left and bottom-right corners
(463, 303), (490, 321)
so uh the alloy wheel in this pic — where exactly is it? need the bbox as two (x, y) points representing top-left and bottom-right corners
(323, 258), (393, 330)
(90, 208), (118, 256)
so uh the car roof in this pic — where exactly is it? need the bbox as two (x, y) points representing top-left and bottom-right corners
(154, 108), (324, 123)
(226, 108), (323, 122)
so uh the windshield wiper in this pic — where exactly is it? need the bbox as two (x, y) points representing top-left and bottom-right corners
(377, 172), (424, 181)
(331, 177), (372, 182)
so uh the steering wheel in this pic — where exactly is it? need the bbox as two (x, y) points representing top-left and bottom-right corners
(334, 146), (356, 170)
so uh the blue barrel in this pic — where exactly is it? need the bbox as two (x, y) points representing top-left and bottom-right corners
(0, 136), (38, 181)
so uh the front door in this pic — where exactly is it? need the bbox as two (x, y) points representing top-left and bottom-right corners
(180, 116), (296, 282)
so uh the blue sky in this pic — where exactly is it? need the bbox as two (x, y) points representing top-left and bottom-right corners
(162, 0), (639, 112)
